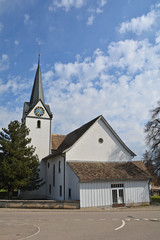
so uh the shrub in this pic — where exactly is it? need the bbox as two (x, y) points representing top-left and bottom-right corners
(151, 196), (160, 203)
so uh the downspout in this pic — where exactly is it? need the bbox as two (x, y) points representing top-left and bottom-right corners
(148, 178), (152, 204)
(63, 155), (66, 201)
(49, 118), (52, 154)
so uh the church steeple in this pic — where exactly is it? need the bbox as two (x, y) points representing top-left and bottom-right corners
(30, 54), (44, 105)
(22, 54), (52, 120)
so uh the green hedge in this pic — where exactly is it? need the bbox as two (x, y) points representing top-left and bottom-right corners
(151, 196), (160, 203)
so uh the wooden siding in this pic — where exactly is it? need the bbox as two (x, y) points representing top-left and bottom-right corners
(80, 180), (150, 208)
(125, 181), (150, 205)
(80, 182), (112, 208)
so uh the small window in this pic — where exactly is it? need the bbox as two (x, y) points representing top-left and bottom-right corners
(37, 120), (41, 128)
(48, 162), (50, 168)
(60, 185), (62, 196)
(49, 184), (51, 194)
(111, 184), (124, 188)
(59, 161), (61, 173)
(68, 188), (71, 199)
(53, 165), (55, 187)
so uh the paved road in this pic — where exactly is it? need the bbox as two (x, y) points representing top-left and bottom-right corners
(0, 206), (160, 240)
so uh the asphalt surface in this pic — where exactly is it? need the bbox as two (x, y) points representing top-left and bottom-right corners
(0, 205), (160, 240)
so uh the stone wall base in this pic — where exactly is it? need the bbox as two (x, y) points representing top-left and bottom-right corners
(0, 200), (80, 209)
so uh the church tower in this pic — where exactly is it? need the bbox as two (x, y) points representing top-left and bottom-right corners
(22, 55), (53, 162)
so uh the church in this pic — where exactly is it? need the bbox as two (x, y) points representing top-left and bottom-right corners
(22, 55), (151, 208)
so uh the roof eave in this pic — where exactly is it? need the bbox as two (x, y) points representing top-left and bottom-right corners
(79, 177), (151, 183)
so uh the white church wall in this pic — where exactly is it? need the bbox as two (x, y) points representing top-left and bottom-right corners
(66, 119), (131, 162)
(25, 117), (51, 161)
(65, 164), (80, 201)
(46, 155), (64, 200)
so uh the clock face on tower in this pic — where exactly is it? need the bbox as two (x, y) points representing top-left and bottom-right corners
(34, 106), (45, 117)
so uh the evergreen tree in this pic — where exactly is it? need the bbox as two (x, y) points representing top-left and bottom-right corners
(0, 120), (44, 198)
(144, 101), (160, 185)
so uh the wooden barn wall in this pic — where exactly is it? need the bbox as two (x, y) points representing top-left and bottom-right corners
(125, 181), (150, 205)
(80, 182), (112, 208)
(80, 180), (150, 208)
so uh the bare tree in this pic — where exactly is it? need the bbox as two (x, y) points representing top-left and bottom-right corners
(144, 101), (160, 185)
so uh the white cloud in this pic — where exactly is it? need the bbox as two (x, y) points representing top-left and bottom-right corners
(0, 54), (9, 72)
(86, 0), (107, 25)
(42, 35), (160, 160)
(49, 0), (86, 12)
(99, 0), (107, 7)
(24, 14), (32, 25)
(0, 74), (31, 130)
(49, 0), (107, 26)
(0, 106), (21, 131)
(30, 63), (38, 71)
(43, 70), (54, 83)
(119, 5), (160, 35)
(0, 22), (3, 31)
(155, 31), (160, 44)
(87, 15), (95, 26)
(14, 40), (19, 45)
(0, 75), (30, 96)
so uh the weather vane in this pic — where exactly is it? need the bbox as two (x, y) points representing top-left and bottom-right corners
(38, 42), (41, 63)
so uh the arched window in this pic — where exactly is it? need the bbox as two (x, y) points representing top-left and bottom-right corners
(59, 161), (61, 173)
(53, 165), (55, 187)
(37, 120), (41, 128)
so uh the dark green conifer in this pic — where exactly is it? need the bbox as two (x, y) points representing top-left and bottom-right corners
(0, 120), (44, 198)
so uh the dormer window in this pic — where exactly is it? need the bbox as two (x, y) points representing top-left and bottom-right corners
(37, 120), (41, 128)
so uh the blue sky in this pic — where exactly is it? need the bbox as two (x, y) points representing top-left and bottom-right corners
(0, 0), (160, 160)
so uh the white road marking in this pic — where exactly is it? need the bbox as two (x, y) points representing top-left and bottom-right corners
(134, 219), (140, 221)
(150, 218), (159, 221)
(143, 218), (149, 221)
(125, 219), (131, 221)
(18, 225), (40, 240)
(115, 220), (125, 231)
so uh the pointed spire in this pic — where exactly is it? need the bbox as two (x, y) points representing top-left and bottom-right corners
(30, 54), (44, 105)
